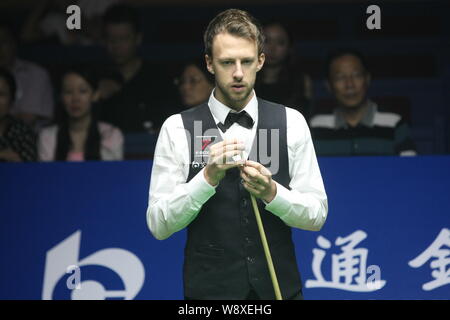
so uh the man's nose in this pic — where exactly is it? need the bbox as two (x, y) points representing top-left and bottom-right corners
(344, 76), (355, 89)
(233, 62), (244, 80)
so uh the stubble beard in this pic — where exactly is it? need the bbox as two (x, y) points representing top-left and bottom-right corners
(216, 83), (254, 111)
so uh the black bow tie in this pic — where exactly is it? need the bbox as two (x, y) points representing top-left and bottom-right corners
(217, 111), (254, 133)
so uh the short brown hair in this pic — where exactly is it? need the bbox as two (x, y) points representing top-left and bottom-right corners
(203, 9), (265, 57)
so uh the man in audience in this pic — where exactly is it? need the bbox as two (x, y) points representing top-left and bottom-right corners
(0, 67), (37, 162)
(309, 49), (417, 156)
(0, 23), (54, 131)
(98, 4), (176, 134)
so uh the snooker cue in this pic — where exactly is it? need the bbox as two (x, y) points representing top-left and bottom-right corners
(250, 194), (283, 300)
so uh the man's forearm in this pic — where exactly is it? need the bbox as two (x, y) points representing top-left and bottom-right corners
(147, 168), (217, 240)
(264, 181), (328, 231)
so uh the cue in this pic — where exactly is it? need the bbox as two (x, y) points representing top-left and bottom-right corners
(250, 194), (282, 300)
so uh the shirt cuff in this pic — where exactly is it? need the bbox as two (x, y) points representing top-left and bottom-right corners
(264, 181), (291, 218)
(185, 167), (217, 204)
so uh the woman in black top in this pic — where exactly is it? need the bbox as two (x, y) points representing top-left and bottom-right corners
(0, 67), (37, 162)
(175, 59), (214, 109)
(255, 22), (313, 120)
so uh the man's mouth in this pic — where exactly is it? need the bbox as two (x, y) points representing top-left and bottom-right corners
(344, 93), (359, 100)
(231, 84), (245, 92)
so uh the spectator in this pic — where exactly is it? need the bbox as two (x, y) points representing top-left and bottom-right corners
(38, 66), (123, 161)
(175, 59), (214, 109)
(309, 49), (417, 156)
(0, 68), (37, 162)
(20, 0), (121, 46)
(96, 68), (124, 102)
(255, 21), (313, 120)
(0, 23), (54, 130)
(98, 4), (177, 134)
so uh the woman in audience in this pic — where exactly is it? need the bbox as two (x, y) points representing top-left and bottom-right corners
(0, 68), (37, 162)
(175, 60), (214, 109)
(38, 66), (123, 161)
(255, 21), (313, 120)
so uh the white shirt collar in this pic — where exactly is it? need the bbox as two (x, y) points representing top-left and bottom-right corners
(208, 88), (258, 125)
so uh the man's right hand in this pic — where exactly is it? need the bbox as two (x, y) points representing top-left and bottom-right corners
(204, 138), (245, 186)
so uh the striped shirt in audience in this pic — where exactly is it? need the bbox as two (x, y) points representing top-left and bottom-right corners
(309, 100), (417, 156)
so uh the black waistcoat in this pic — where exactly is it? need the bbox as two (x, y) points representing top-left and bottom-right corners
(180, 98), (302, 299)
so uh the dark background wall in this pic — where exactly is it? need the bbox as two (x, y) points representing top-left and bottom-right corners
(1, 0), (449, 154)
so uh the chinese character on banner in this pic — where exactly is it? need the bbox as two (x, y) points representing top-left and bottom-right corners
(305, 230), (386, 292)
(408, 228), (450, 291)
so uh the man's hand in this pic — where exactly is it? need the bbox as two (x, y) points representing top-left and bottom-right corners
(240, 160), (277, 203)
(204, 138), (245, 186)
(0, 148), (22, 162)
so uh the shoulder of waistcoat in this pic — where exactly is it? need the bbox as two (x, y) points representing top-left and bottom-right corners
(180, 103), (209, 116)
(257, 97), (286, 111)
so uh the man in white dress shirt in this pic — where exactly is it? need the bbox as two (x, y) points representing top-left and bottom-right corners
(146, 9), (328, 300)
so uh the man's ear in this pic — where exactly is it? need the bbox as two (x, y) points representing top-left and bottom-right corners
(256, 53), (265, 72)
(205, 54), (214, 74)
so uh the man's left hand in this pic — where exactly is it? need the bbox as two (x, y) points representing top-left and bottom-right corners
(240, 160), (277, 203)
